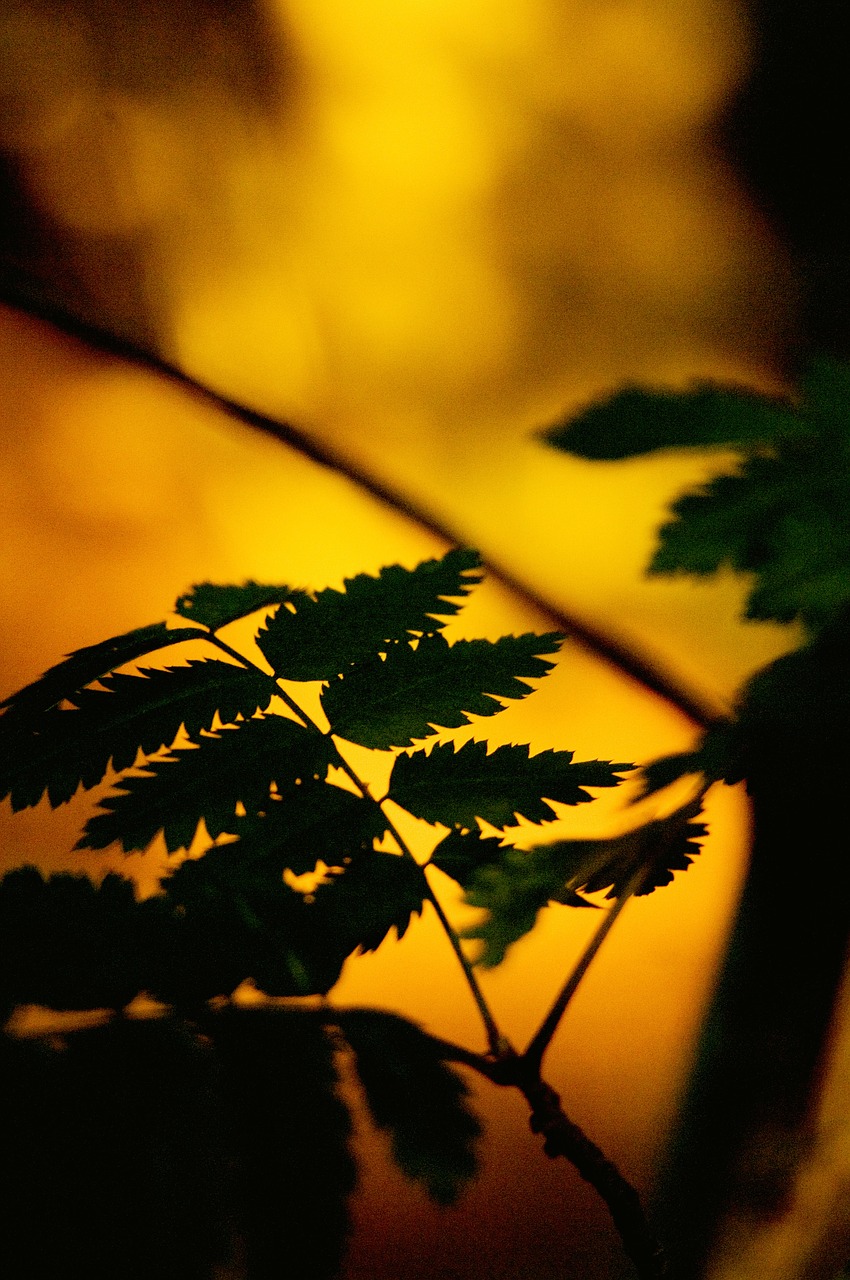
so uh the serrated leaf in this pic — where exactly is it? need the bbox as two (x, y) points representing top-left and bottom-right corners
(339, 1010), (480, 1204)
(228, 780), (387, 875)
(174, 581), (303, 630)
(157, 847), (351, 1000)
(636, 721), (741, 798)
(323, 632), (563, 749)
(0, 660), (273, 811)
(542, 384), (804, 459)
(255, 548), (482, 681)
(0, 621), (208, 718)
(79, 715), (333, 853)
(389, 740), (630, 829)
(462, 801), (707, 965)
(309, 849), (427, 953)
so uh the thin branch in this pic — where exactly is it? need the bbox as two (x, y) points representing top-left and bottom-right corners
(524, 859), (648, 1070)
(2, 289), (722, 729)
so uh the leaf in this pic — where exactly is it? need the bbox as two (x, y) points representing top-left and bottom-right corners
(339, 1010), (480, 1204)
(428, 826), (509, 888)
(255, 548), (482, 681)
(156, 849), (351, 1001)
(542, 384), (804, 459)
(323, 632), (563, 749)
(309, 849), (427, 954)
(635, 721), (741, 798)
(0, 621), (207, 718)
(0, 660), (273, 811)
(0, 866), (149, 1011)
(389, 740), (630, 829)
(79, 714), (334, 853)
(229, 780), (387, 876)
(461, 801), (707, 965)
(174, 581), (303, 630)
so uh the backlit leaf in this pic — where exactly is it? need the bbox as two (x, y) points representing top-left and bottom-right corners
(174, 581), (302, 630)
(79, 715), (334, 853)
(323, 632), (563, 749)
(255, 548), (482, 681)
(0, 661), (272, 811)
(389, 740), (630, 829)
(339, 1010), (480, 1204)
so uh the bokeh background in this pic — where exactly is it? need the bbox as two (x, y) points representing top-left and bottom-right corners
(1, 2), (848, 1277)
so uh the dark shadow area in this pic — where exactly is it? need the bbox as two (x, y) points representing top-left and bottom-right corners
(719, 0), (850, 355)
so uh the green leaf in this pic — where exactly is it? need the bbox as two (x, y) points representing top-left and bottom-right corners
(255, 548), (482, 681)
(228, 780), (387, 875)
(79, 715), (334, 853)
(174, 581), (303, 630)
(542, 384), (803, 459)
(0, 621), (207, 718)
(309, 849), (427, 954)
(0, 866), (149, 1011)
(428, 826), (509, 888)
(0, 660), (273, 811)
(339, 1010), (480, 1204)
(636, 721), (741, 798)
(389, 740), (630, 829)
(323, 632), (563, 749)
(461, 801), (707, 965)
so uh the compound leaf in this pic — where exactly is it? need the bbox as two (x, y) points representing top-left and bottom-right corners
(255, 548), (482, 681)
(389, 740), (630, 829)
(542, 384), (803, 459)
(174, 581), (303, 630)
(428, 827), (509, 888)
(0, 661), (273, 811)
(339, 1010), (480, 1204)
(79, 715), (334, 853)
(323, 632), (563, 749)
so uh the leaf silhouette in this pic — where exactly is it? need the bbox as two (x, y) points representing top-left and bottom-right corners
(323, 632), (563, 749)
(255, 547), (482, 681)
(542, 383), (803, 459)
(309, 849), (427, 954)
(389, 740), (630, 829)
(174, 581), (303, 630)
(428, 826), (509, 888)
(230, 780), (387, 876)
(0, 621), (208, 718)
(339, 1010), (480, 1204)
(79, 715), (334, 853)
(461, 802), (707, 965)
(0, 661), (272, 811)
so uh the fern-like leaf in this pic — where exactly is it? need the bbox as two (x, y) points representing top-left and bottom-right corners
(389, 740), (630, 829)
(174, 582), (303, 630)
(309, 850), (427, 954)
(79, 715), (334, 853)
(339, 1010), (480, 1204)
(0, 621), (207, 718)
(255, 548), (482, 681)
(323, 632), (563, 749)
(0, 661), (273, 811)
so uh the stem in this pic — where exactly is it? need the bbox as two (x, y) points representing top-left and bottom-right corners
(525, 860), (648, 1070)
(204, 631), (503, 1055)
(3, 291), (722, 730)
